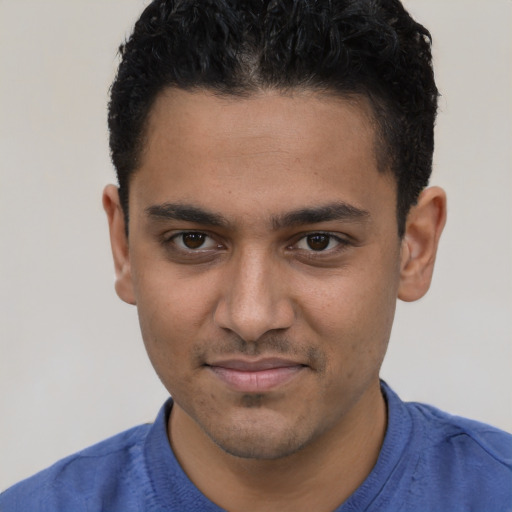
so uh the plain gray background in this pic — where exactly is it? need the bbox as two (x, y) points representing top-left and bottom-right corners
(1, 0), (511, 491)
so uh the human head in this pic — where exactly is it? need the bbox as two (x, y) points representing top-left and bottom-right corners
(108, 0), (438, 237)
(103, 0), (447, 469)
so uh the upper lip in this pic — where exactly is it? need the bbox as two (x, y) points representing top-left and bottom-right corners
(206, 358), (306, 372)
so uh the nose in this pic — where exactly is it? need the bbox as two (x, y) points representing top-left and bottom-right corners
(213, 247), (295, 342)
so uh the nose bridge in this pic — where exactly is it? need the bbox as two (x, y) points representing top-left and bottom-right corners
(214, 244), (293, 341)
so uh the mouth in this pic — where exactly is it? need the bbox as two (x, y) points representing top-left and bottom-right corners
(205, 358), (308, 393)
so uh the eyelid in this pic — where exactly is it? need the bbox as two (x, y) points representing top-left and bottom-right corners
(291, 231), (351, 252)
(161, 229), (352, 254)
(165, 230), (223, 251)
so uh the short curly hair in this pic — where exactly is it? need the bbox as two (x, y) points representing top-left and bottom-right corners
(108, 0), (438, 236)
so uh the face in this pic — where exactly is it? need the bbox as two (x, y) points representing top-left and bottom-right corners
(116, 89), (406, 459)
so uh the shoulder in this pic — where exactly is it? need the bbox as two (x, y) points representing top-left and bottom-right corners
(406, 400), (512, 509)
(0, 424), (151, 512)
(408, 400), (512, 463)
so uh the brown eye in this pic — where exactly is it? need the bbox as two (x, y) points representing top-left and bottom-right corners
(181, 233), (207, 249)
(167, 231), (222, 257)
(306, 234), (330, 251)
(294, 233), (344, 253)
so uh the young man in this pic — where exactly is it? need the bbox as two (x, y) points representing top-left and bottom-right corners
(1, 0), (511, 511)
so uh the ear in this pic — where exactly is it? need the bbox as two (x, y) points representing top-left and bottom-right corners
(102, 185), (136, 305)
(398, 186), (447, 302)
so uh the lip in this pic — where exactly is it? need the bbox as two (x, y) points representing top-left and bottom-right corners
(206, 358), (307, 392)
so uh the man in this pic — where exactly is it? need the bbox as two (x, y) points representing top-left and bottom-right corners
(1, 0), (510, 510)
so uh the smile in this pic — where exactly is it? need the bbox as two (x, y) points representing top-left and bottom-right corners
(206, 358), (307, 393)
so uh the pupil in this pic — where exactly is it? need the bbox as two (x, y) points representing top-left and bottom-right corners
(307, 234), (329, 251)
(183, 233), (205, 249)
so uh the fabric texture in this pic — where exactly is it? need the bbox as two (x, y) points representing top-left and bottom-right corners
(1, 383), (511, 511)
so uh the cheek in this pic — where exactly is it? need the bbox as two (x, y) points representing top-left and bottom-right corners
(302, 256), (399, 369)
(134, 257), (216, 326)
(305, 273), (397, 337)
(132, 265), (215, 372)
(135, 291), (206, 402)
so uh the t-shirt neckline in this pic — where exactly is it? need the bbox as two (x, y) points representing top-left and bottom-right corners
(142, 381), (415, 511)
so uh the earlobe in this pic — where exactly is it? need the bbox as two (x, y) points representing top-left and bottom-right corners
(398, 186), (447, 302)
(102, 185), (136, 305)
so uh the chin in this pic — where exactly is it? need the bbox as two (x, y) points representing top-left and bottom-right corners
(212, 433), (306, 460)
(201, 414), (314, 460)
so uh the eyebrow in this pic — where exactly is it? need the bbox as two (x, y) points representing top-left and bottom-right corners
(271, 202), (370, 230)
(146, 201), (370, 230)
(145, 203), (229, 227)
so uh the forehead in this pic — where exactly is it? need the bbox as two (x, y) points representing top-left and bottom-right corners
(132, 88), (395, 226)
(142, 87), (378, 164)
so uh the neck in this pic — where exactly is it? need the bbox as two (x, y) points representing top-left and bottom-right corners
(168, 383), (387, 512)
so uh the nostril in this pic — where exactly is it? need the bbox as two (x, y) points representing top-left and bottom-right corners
(214, 296), (294, 343)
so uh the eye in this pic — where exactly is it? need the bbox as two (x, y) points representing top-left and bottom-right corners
(295, 233), (343, 252)
(172, 232), (218, 250)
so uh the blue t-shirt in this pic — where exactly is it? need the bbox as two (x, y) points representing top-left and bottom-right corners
(1, 383), (511, 511)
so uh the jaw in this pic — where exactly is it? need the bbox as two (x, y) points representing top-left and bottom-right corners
(168, 360), (385, 462)
(167, 376), (387, 512)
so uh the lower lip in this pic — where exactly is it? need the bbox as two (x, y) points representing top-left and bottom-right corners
(208, 366), (305, 392)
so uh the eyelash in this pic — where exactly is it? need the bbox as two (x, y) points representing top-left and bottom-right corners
(164, 231), (350, 256)
(292, 233), (347, 253)
(170, 231), (221, 251)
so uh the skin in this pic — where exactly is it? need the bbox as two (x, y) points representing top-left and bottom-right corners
(104, 88), (446, 511)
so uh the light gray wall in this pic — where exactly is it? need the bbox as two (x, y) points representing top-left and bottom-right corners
(1, 0), (511, 491)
